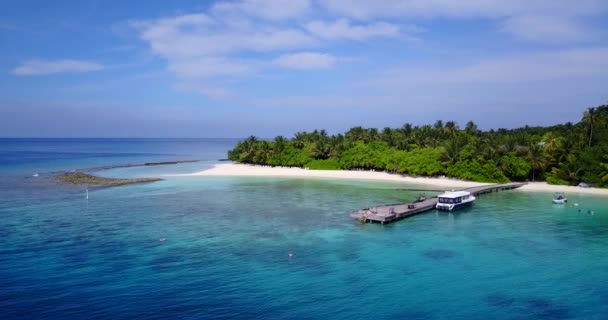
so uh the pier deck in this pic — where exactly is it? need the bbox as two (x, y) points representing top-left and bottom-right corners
(351, 182), (525, 224)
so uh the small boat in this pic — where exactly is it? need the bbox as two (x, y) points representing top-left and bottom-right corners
(436, 190), (476, 211)
(414, 193), (427, 203)
(552, 192), (567, 204)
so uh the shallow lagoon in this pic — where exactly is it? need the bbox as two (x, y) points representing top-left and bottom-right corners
(1, 139), (608, 319)
(2, 175), (608, 319)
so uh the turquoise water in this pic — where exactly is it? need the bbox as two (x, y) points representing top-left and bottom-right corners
(2, 139), (608, 319)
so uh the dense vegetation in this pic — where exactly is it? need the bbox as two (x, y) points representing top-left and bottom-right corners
(228, 105), (608, 186)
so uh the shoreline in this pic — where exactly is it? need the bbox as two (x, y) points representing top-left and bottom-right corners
(174, 163), (608, 196)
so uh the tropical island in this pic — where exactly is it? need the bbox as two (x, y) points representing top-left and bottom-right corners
(226, 105), (608, 187)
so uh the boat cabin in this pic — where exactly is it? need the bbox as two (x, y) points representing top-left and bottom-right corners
(438, 191), (472, 204)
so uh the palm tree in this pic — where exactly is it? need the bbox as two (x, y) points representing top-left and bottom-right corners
(329, 134), (345, 158)
(239, 135), (259, 163)
(273, 136), (286, 154)
(443, 121), (459, 138)
(600, 156), (608, 182)
(317, 129), (329, 142)
(400, 123), (413, 136)
(381, 127), (394, 146)
(541, 131), (564, 169)
(417, 125), (434, 147)
(396, 123), (414, 149)
(253, 141), (271, 164)
(440, 138), (463, 165)
(502, 135), (517, 154)
(245, 135), (258, 145)
(479, 144), (496, 162)
(526, 143), (545, 181)
(465, 121), (478, 136)
(582, 107), (597, 147)
(345, 126), (367, 143)
(311, 141), (331, 160)
(293, 132), (306, 149)
(561, 153), (583, 183)
(368, 128), (379, 142)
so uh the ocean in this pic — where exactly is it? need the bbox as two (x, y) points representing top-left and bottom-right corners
(1, 138), (608, 319)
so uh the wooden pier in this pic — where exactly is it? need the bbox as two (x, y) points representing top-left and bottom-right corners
(351, 182), (525, 224)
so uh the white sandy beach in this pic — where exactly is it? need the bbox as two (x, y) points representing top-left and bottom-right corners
(177, 163), (608, 196)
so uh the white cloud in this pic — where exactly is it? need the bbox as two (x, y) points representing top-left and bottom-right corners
(305, 19), (403, 41)
(133, 1), (404, 97)
(132, 11), (317, 85)
(501, 15), (594, 44)
(13, 59), (104, 76)
(168, 57), (255, 78)
(357, 47), (608, 119)
(212, 0), (311, 20)
(174, 82), (233, 99)
(318, 0), (607, 20)
(249, 48), (608, 129)
(133, 15), (315, 59)
(371, 47), (608, 85)
(130, 0), (608, 101)
(274, 52), (336, 69)
(318, 0), (607, 42)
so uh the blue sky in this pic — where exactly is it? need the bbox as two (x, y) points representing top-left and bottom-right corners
(1, 0), (608, 138)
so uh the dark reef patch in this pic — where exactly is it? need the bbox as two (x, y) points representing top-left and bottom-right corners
(525, 298), (573, 320)
(421, 249), (456, 260)
(483, 292), (516, 308)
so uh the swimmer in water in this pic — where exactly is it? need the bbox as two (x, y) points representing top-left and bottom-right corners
(588, 210), (594, 215)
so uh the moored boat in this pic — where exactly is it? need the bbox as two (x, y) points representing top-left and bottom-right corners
(552, 192), (567, 204)
(436, 190), (476, 211)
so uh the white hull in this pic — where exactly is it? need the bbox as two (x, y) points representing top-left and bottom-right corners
(436, 197), (475, 211)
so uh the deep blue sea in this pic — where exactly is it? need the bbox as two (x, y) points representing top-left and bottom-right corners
(2, 138), (608, 319)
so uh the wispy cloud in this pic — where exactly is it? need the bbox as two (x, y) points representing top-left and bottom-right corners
(211, 0), (311, 20)
(174, 81), (234, 99)
(274, 52), (336, 69)
(318, 0), (607, 43)
(133, 13), (316, 58)
(250, 48), (608, 114)
(369, 47), (608, 86)
(318, 0), (607, 19)
(124, 0), (608, 114)
(130, 0), (415, 98)
(168, 57), (256, 78)
(305, 19), (404, 41)
(13, 59), (104, 76)
(501, 15), (594, 43)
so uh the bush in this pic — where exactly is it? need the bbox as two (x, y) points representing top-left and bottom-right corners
(544, 168), (571, 185)
(447, 160), (509, 183)
(500, 155), (530, 181)
(545, 175), (570, 186)
(396, 148), (444, 176)
(305, 159), (341, 170)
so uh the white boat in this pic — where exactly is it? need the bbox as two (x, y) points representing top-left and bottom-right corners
(552, 192), (567, 204)
(436, 190), (476, 211)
